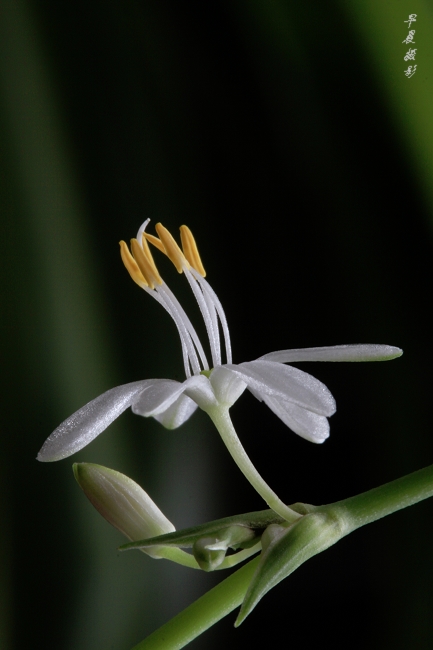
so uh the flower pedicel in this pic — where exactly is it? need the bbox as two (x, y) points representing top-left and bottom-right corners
(38, 221), (402, 520)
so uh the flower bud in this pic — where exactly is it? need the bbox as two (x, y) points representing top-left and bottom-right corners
(73, 463), (175, 558)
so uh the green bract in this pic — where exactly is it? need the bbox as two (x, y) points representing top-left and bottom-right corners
(120, 509), (285, 571)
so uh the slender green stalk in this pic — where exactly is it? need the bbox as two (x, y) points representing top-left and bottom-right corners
(327, 463), (433, 531)
(207, 407), (301, 523)
(131, 558), (260, 650)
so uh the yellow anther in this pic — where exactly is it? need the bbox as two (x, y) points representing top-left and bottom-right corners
(130, 238), (163, 289)
(143, 233), (166, 254)
(119, 240), (148, 287)
(155, 223), (190, 274)
(140, 233), (161, 280)
(180, 225), (206, 277)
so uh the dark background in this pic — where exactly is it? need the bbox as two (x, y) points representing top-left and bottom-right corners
(1, 0), (433, 648)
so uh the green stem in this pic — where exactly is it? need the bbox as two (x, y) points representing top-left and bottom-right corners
(327, 463), (433, 532)
(207, 407), (301, 523)
(131, 557), (260, 650)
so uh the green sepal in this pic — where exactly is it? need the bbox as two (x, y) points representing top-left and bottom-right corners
(118, 509), (284, 551)
(235, 508), (349, 626)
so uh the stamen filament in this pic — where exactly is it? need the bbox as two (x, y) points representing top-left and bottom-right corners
(157, 283), (209, 375)
(190, 268), (233, 365)
(138, 286), (191, 378)
(157, 286), (201, 376)
(202, 287), (221, 365)
(144, 287), (193, 378)
(159, 283), (209, 371)
(184, 268), (221, 367)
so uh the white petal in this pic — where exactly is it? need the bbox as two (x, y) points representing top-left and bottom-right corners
(37, 380), (155, 462)
(132, 379), (187, 416)
(153, 394), (198, 429)
(183, 374), (219, 410)
(132, 375), (218, 417)
(224, 360), (336, 416)
(262, 395), (330, 443)
(259, 344), (403, 363)
(209, 366), (247, 407)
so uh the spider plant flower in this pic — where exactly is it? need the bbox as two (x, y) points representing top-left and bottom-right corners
(38, 221), (402, 521)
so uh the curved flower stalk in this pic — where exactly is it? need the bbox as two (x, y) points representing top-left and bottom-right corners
(37, 221), (402, 521)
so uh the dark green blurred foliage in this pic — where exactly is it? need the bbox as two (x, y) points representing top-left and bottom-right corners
(1, 0), (433, 648)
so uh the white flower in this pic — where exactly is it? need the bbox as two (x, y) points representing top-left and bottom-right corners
(37, 221), (402, 520)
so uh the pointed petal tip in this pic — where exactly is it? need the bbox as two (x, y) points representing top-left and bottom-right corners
(312, 433), (328, 444)
(363, 345), (403, 361)
(259, 344), (403, 364)
(36, 446), (66, 463)
(36, 435), (87, 462)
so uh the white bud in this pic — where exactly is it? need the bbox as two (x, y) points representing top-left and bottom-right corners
(73, 463), (175, 558)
